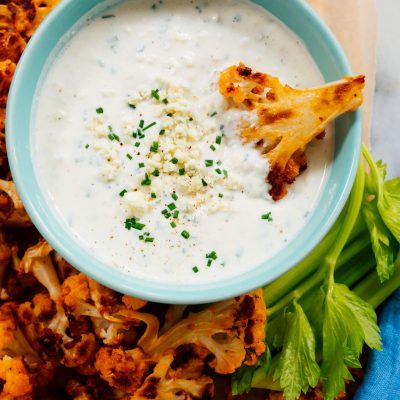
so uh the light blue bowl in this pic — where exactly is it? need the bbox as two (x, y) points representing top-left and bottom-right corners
(6, 0), (362, 304)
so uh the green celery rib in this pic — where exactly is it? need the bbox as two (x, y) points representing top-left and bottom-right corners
(354, 257), (400, 309)
(348, 213), (367, 242)
(267, 227), (370, 318)
(263, 218), (343, 306)
(335, 233), (371, 270)
(264, 162), (365, 309)
(335, 250), (375, 286)
(252, 355), (281, 390)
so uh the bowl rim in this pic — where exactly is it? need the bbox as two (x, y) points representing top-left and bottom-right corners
(6, 0), (362, 304)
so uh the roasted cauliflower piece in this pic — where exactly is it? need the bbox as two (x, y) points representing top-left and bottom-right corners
(0, 303), (39, 363)
(62, 333), (98, 369)
(116, 289), (266, 375)
(131, 352), (214, 400)
(0, 30), (26, 63)
(0, 179), (31, 227)
(20, 241), (69, 343)
(219, 63), (365, 200)
(95, 347), (154, 394)
(122, 295), (148, 311)
(0, 60), (15, 131)
(62, 273), (140, 346)
(0, 0), (59, 39)
(66, 375), (114, 400)
(0, 355), (32, 398)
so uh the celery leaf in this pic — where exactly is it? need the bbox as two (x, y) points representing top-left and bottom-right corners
(379, 177), (400, 243)
(362, 160), (398, 281)
(319, 283), (381, 400)
(232, 347), (271, 395)
(274, 302), (319, 400)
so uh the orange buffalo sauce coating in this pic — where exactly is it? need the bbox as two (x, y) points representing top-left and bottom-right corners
(0, 0), (60, 130)
(219, 63), (365, 200)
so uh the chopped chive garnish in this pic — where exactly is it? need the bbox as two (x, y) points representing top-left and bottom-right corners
(181, 230), (190, 239)
(139, 235), (144, 240)
(167, 203), (176, 211)
(217, 160), (222, 166)
(119, 189), (128, 197)
(159, 129), (165, 135)
(151, 192), (157, 199)
(132, 131), (137, 138)
(102, 14), (115, 19)
(262, 212), (273, 221)
(167, 113), (173, 117)
(179, 168), (185, 176)
(172, 192), (178, 201)
(162, 98), (169, 104)
(207, 259), (212, 267)
(210, 111), (218, 117)
(205, 160), (213, 167)
(150, 141), (159, 153)
(108, 133), (120, 142)
(134, 142), (141, 148)
(218, 193), (224, 198)
(85, 144), (89, 149)
(210, 145), (216, 152)
(124, 217), (145, 231)
(96, 107), (104, 114)
(162, 209), (171, 219)
(170, 221), (177, 228)
(223, 169), (228, 178)
(206, 251), (218, 260)
(139, 120), (144, 129)
(173, 210), (179, 219)
(143, 122), (157, 131)
(192, 266), (199, 273)
(107, 126), (120, 142)
(216, 136), (222, 144)
(139, 162), (145, 168)
(189, 117), (193, 122)
(145, 237), (155, 243)
(201, 178), (208, 187)
(126, 153), (133, 160)
(151, 89), (160, 100)
(215, 168), (222, 175)
(152, 169), (160, 177)
(128, 104), (136, 109)
(170, 157), (178, 164)
(141, 174), (152, 186)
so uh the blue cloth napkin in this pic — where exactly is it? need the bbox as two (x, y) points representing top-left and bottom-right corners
(355, 289), (400, 399)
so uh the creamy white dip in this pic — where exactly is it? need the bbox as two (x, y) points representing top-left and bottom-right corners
(32, 0), (333, 284)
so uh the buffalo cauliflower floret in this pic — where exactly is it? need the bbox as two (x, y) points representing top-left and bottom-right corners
(114, 289), (266, 374)
(122, 295), (148, 311)
(62, 273), (140, 346)
(95, 347), (154, 394)
(66, 375), (114, 400)
(0, 303), (39, 363)
(131, 352), (214, 400)
(219, 63), (365, 200)
(62, 333), (98, 369)
(0, 355), (32, 398)
(0, 179), (31, 227)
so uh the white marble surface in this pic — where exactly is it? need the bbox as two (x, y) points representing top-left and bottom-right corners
(371, 0), (400, 178)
